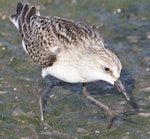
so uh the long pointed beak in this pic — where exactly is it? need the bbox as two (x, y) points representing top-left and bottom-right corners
(114, 79), (138, 110)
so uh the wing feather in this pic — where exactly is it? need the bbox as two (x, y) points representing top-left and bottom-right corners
(11, 3), (104, 67)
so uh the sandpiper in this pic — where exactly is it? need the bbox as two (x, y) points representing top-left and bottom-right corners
(10, 3), (138, 129)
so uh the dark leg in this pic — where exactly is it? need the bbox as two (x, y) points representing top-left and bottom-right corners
(38, 75), (51, 129)
(82, 83), (111, 113)
(82, 83), (136, 130)
(38, 76), (44, 122)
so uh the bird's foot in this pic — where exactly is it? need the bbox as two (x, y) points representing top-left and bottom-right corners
(40, 121), (51, 130)
(103, 108), (138, 131)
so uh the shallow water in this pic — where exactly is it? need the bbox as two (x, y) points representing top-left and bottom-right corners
(0, 0), (150, 138)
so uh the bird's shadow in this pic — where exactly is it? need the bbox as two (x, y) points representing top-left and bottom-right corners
(42, 69), (137, 109)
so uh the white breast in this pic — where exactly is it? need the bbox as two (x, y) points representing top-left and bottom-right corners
(42, 61), (85, 83)
(41, 51), (102, 83)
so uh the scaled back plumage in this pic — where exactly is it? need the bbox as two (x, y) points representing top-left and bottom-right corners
(10, 3), (105, 67)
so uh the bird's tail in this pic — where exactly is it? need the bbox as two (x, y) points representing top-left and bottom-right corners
(10, 3), (40, 31)
(10, 3), (24, 30)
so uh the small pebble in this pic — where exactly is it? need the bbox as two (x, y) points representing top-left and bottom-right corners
(0, 91), (7, 94)
(95, 130), (100, 134)
(1, 15), (6, 20)
(117, 8), (121, 13)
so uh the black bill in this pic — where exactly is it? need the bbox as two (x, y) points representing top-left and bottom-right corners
(114, 79), (138, 110)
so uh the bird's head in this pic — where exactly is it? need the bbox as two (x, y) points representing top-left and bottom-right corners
(95, 48), (122, 85)
(96, 48), (138, 109)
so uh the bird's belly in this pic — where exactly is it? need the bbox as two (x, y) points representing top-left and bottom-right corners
(42, 62), (98, 83)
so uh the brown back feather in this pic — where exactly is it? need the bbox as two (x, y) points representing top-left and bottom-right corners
(17, 3), (57, 67)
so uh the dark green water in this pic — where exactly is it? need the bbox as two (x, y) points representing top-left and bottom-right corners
(0, 0), (150, 138)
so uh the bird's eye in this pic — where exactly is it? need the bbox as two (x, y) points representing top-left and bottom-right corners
(104, 67), (110, 72)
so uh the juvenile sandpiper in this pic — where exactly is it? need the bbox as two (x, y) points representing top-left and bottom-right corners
(10, 3), (138, 129)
